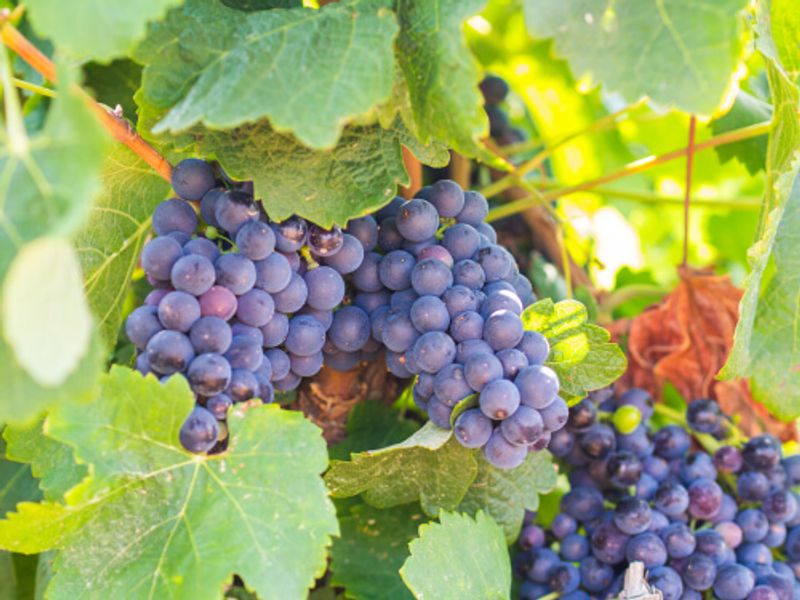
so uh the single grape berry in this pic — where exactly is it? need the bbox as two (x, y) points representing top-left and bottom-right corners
(308, 225), (344, 257)
(171, 159), (215, 201)
(179, 406), (219, 453)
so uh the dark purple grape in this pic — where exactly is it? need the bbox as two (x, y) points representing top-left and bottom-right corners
(654, 425), (692, 460)
(442, 223), (480, 261)
(179, 406), (219, 453)
(273, 216), (308, 252)
(483, 309), (524, 351)
(146, 330), (195, 375)
(456, 191), (488, 226)
(321, 233), (364, 274)
(199, 187), (224, 227)
(688, 477), (723, 520)
(453, 408), (493, 448)
(126, 306), (163, 350)
(190, 316), (232, 354)
(396, 199), (439, 242)
(500, 405), (543, 446)
(329, 306), (370, 352)
(410, 258), (453, 296)
(153, 198), (198, 236)
(613, 497), (652, 535)
(661, 522), (696, 558)
(483, 428), (527, 469)
(272, 272), (308, 313)
(308, 224), (344, 257)
(377, 217), (404, 251)
(285, 315), (326, 356)
(516, 331), (549, 365)
(479, 75), (509, 105)
(683, 552), (717, 591)
(304, 266), (345, 311)
(449, 310), (482, 341)
(289, 351), (323, 377)
(713, 564), (755, 600)
(141, 236), (183, 281)
(590, 521), (629, 565)
(215, 253), (256, 295)
(345, 216), (378, 252)
(625, 531), (667, 568)
(464, 353), (503, 391)
(158, 291), (201, 332)
(742, 435), (782, 471)
(479, 379), (520, 420)
(374, 196), (404, 221)
(442, 285), (480, 317)
(411, 331), (456, 374)
(254, 252), (292, 294)
(686, 398), (723, 434)
(607, 451), (643, 487)
(235, 219), (276, 261)
(224, 336), (263, 371)
(214, 190), (258, 234)
(265, 348), (290, 381)
(649, 566), (684, 600)
(514, 365), (559, 409)
(205, 394), (232, 420)
(171, 159), (215, 201)
(227, 368), (260, 402)
(187, 353), (231, 396)
(427, 180), (465, 217)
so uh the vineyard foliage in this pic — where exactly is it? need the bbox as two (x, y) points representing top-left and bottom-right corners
(0, 0), (797, 598)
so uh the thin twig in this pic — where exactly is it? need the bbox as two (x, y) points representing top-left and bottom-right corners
(682, 116), (697, 267)
(11, 76), (55, 97)
(0, 22), (173, 182)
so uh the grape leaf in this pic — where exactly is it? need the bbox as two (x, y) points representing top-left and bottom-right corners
(521, 299), (626, 401)
(330, 503), (424, 600)
(523, 0), (750, 116)
(0, 61), (108, 424)
(222, 0), (302, 9)
(197, 120), (442, 226)
(711, 90), (772, 174)
(0, 437), (41, 515)
(330, 401), (420, 461)
(3, 422), (86, 502)
(457, 451), (556, 543)
(75, 145), (171, 349)
(2, 238), (92, 387)
(395, 0), (493, 161)
(771, 0), (800, 78)
(399, 511), (511, 600)
(135, 0), (398, 149)
(84, 59), (143, 120)
(720, 58), (800, 420)
(0, 367), (339, 600)
(25, 0), (182, 63)
(325, 423), (478, 516)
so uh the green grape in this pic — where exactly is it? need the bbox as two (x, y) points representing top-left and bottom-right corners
(613, 404), (642, 434)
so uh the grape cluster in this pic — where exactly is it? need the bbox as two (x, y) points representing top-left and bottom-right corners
(480, 74), (524, 146)
(128, 159), (370, 453)
(514, 391), (800, 600)
(129, 158), (556, 466)
(347, 180), (562, 470)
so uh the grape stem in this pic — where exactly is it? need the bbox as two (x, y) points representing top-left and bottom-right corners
(0, 18), (173, 182)
(482, 121), (770, 212)
(682, 115), (697, 268)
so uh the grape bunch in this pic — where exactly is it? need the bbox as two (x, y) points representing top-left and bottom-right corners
(128, 158), (556, 467)
(344, 179), (563, 470)
(127, 158), (369, 453)
(514, 390), (800, 600)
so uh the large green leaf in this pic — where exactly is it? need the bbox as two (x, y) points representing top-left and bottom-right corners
(330, 503), (422, 600)
(720, 57), (800, 420)
(3, 422), (86, 502)
(135, 0), (397, 149)
(523, 0), (750, 116)
(197, 120), (442, 226)
(325, 423), (478, 516)
(330, 401), (420, 461)
(75, 145), (171, 349)
(2, 238), (92, 387)
(0, 60), (108, 424)
(771, 0), (800, 78)
(0, 438), (41, 516)
(458, 451), (556, 543)
(711, 90), (772, 174)
(395, 0), (491, 160)
(25, 0), (182, 62)
(400, 511), (510, 600)
(521, 299), (626, 401)
(0, 367), (338, 600)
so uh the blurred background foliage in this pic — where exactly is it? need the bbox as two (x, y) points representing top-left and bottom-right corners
(467, 0), (765, 316)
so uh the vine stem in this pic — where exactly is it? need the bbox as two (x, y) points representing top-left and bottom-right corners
(0, 20), (173, 182)
(682, 116), (697, 267)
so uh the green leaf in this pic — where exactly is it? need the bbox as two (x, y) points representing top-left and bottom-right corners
(84, 59), (143, 121)
(771, 0), (800, 79)
(400, 511), (510, 600)
(197, 120), (426, 226)
(136, 0), (398, 149)
(325, 423), (478, 516)
(711, 90), (771, 174)
(523, 0), (750, 116)
(330, 401), (420, 461)
(458, 451), (556, 542)
(25, 0), (182, 62)
(2, 238), (92, 387)
(395, 0), (492, 160)
(222, 0), (302, 9)
(720, 58), (800, 420)
(330, 503), (424, 600)
(0, 59), (108, 424)
(521, 299), (626, 400)
(0, 367), (339, 600)
(3, 422), (86, 502)
(75, 145), (171, 349)
(0, 437), (41, 516)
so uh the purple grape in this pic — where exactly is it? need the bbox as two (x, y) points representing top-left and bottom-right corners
(285, 315), (326, 356)
(442, 223), (480, 261)
(179, 406), (218, 453)
(427, 396), (453, 429)
(254, 252), (292, 294)
(198, 285), (237, 320)
(514, 365), (559, 408)
(329, 306), (370, 352)
(500, 405), (543, 445)
(379, 250), (416, 291)
(479, 379), (520, 420)
(227, 368), (260, 402)
(483, 308), (524, 350)
(449, 310), (483, 341)
(464, 353), (503, 391)
(289, 351), (324, 377)
(410, 258), (453, 296)
(411, 331), (456, 374)
(187, 353), (231, 396)
(126, 306), (163, 350)
(396, 198), (439, 242)
(345, 216), (378, 252)
(224, 335), (263, 371)
(171, 159), (215, 201)
(456, 190), (488, 225)
(215, 253), (256, 295)
(453, 408), (493, 448)
(265, 348), (290, 381)
(199, 187), (223, 227)
(272, 272), (308, 313)
(141, 236), (183, 281)
(235, 289), (275, 327)
(516, 331), (549, 364)
(214, 190), (259, 234)
(273, 216), (308, 252)
(321, 233), (364, 274)
(382, 308), (418, 353)
(235, 219), (276, 261)
(304, 266), (345, 311)
(442, 285), (480, 317)
(428, 179), (465, 217)
(146, 330), (195, 374)
(410, 295), (450, 333)
(190, 316), (232, 354)
(308, 225), (344, 257)
(205, 393), (232, 420)
(483, 428), (527, 469)
(158, 291), (201, 332)
(153, 198), (198, 236)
